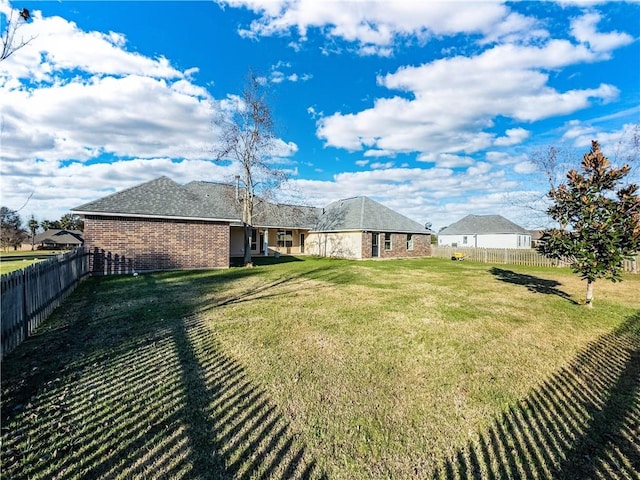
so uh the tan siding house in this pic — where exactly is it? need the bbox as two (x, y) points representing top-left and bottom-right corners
(306, 197), (431, 260)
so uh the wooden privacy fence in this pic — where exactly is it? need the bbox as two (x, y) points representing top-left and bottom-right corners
(1, 248), (90, 359)
(431, 246), (639, 273)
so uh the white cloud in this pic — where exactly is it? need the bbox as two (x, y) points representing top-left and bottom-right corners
(270, 139), (299, 158)
(289, 164), (530, 230)
(1, 75), (218, 163)
(2, 157), (240, 223)
(268, 63), (312, 83)
(467, 162), (492, 175)
(494, 128), (531, 146)
(481, 12), (549, 45)
(370, 161), (394, 169)
(0, 3), (299, 223)
(571, 12), (634, 53)
(364, 149), (396, 158)
(219, 0), (542, 55)
(562, 122), (640, 165)
(270, 70), (286, 83)
(514, 161), (538, 174)
(418, 153), (476, 168)
(317, 37), (622, 157)
(0, 9), (182, 85)
(485, 151), (529, 166)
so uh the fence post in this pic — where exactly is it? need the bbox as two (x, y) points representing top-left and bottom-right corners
(21, 269), (28, 341)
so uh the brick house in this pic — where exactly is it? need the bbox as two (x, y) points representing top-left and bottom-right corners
(73, 176), (431, 271)
(306, 197), (431, 259)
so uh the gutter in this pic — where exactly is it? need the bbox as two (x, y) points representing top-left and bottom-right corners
(72, 211), (240, 223)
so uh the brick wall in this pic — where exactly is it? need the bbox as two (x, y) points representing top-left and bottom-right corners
(361, 232), (431, 259)
(84, 216), (230, 271)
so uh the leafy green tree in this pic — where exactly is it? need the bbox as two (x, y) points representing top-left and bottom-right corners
(538, 141), (640, 307)
(0, 206), (26, 250)
(27, 215), (39, 250)
(40, 219), (59, 231)
(59, 213), (83, 231)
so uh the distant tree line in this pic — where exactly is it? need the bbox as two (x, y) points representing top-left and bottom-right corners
(0, 207), (83, 250)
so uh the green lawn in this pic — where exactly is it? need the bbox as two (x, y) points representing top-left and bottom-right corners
(0, 259), (40, 275)
(0, 251), (62, 274)
(1, 257), (638, 479)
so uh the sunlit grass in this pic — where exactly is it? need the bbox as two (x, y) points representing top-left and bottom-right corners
(0, 259), (41, 274)
(0, 251), (62, 274)
(1, 257), (638, 478)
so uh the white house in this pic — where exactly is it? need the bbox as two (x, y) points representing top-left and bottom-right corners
(438, 214), (531, 249)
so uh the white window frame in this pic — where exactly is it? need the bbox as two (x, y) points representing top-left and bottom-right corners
(407, 234), (414, 251)
(384, 232), (392, 250)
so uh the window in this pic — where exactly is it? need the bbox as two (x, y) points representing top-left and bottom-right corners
(384, 232), (392, 250)
(277, 230), (293, 247)
(517, 235), (529, 248)
(462, 235), (468, 244)
(407, 234), (414, 251)
(251, 229), (257, 250)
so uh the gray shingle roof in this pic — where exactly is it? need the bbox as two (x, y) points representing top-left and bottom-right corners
(314, 196), (426, 234)
(73, 176), (320, 228)
(439, 215), (528, 235)
(73, 176), (240, 221)
(184, 180), (321, 228)
(73, 177), (426, 233)
(256, 203), (322, 229)
(32, 229), (83, 245)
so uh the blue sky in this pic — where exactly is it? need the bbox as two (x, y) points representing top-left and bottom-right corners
(1, 0), (639, 231)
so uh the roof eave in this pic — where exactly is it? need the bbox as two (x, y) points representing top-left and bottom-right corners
(73, 211), (239, 223)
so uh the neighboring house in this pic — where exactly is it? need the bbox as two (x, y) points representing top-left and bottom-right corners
(529, 230), (545, 247)
(438, 214), (531, 249)
(22, 229), (84, 250)
(306, 196), (431, 259)
(72, 176), (430, 271)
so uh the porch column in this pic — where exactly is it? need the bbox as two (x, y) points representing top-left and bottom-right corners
(263, 228), (269, 256)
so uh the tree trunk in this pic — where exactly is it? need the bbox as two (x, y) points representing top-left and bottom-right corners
(585, 280), (594, 308)
(243, 223), (253, 267)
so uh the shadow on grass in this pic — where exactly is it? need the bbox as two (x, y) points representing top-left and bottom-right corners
(490, 267), (579, 304)
(230, 255), (305, 267)
(434, 311), (640, 479)
(1, 272), (325, 479)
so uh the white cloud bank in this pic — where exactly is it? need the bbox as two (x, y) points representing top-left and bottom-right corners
(219, 0), (545, 55)
(316, 33), (624, 158)
(0, 2), (299, 221)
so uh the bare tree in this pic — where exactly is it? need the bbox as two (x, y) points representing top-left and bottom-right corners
(1, 7), (35, 62)
(503, 145), (575, 230)
(215, 73), (287, 266)
(610, 123), (640, 184)
(511, 124), (640, 229)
